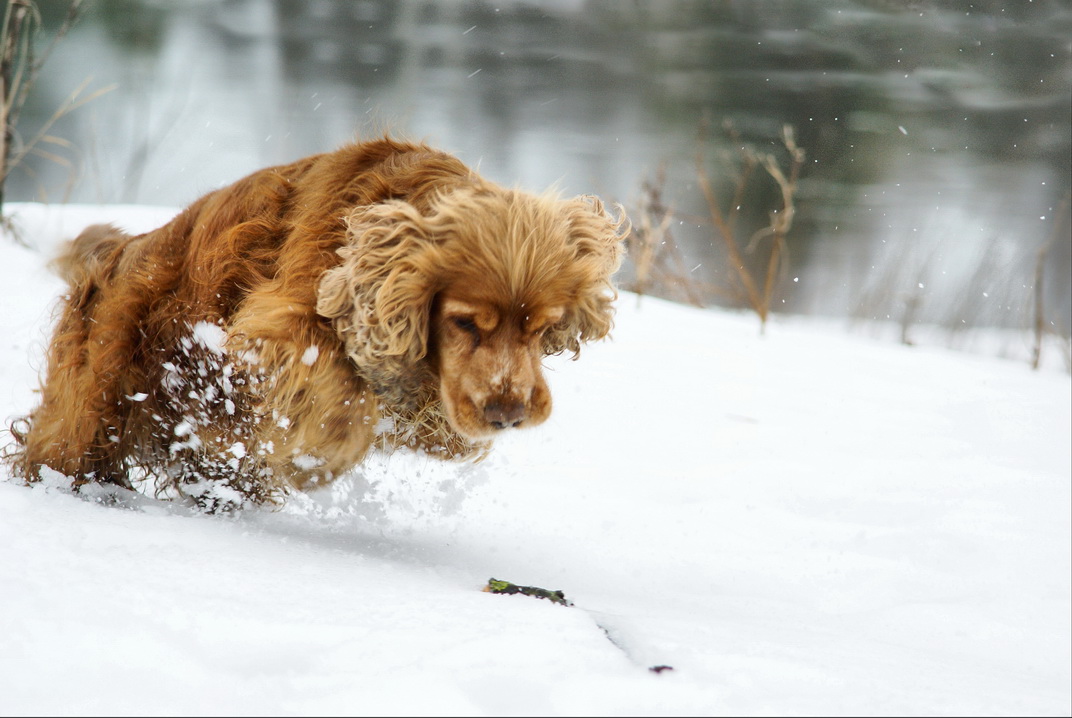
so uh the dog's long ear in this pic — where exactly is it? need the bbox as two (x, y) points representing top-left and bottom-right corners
(316, 201), (443, 395)
(543, 195), (628, 358)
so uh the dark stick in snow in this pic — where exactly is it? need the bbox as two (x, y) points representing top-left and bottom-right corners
(484, 578), (674, 674)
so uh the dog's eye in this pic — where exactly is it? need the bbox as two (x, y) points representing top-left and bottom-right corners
(452, 317), (478, 334)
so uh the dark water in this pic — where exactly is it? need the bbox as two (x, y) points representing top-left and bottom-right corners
(13, 0), (1072, 333)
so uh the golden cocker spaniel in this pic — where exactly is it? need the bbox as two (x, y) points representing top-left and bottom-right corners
(7, 137), (626, 509)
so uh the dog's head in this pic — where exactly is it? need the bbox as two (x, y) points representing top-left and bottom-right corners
(317, 185), (625, 442)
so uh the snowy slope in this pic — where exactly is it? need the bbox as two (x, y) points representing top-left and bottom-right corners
(1, 203), (1070, 716)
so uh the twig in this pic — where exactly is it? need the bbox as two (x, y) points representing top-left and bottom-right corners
(696, 146), (765, 320)
(628, 165), (707, 307)
(484, 578), (674, 673)
(485, 578), (572, 606)
(1, 0), (100, 222)
(1032, 191), (1071, 370)
(757, 125), (805, 323)
(3, 77), (116, 181)
(696, 122), (805, 330)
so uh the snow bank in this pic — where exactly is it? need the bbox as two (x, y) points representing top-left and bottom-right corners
(1, 203), (1069, 716)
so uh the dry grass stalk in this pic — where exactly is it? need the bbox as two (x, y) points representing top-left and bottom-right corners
(1032, 191), (1071, 370)
(5, 76), (114, 178)
(1, 0), (111, 237)
(697, 121), (805, 332)
(625, 163), (711, 307)
(627, 164), (672, 299)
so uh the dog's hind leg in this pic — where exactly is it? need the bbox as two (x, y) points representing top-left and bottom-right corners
(9, 358), (135, 490)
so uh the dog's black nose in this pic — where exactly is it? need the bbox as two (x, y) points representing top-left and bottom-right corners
(484, 400), (526, 429)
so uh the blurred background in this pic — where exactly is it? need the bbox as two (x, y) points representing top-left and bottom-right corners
(6, 0), (1072, 352)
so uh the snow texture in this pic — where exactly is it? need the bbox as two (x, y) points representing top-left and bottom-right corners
(1, 203), (1069, 716)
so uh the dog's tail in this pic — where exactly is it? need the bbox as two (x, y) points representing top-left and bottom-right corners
(50, 223), (133, 289)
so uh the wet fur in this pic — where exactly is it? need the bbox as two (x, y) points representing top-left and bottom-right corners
(5, 138), (625, 508)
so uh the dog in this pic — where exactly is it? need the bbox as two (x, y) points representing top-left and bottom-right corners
(6, 137), (626, 509)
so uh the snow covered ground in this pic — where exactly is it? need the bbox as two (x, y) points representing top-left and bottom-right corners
(1, 203), (1069, 716)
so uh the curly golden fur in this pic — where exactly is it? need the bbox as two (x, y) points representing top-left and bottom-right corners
(5, 138), (625, 509)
